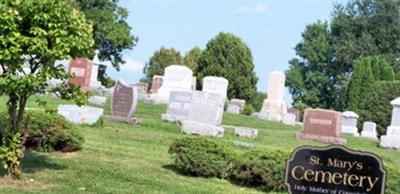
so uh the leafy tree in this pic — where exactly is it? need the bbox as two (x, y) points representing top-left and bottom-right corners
(346, 56), (395, 111)
(287, 0), (400, 110)
(247, 92), (266, 112)
(74, 0), (138, 78)
(346, 57), (375, 112)
(183, 47), (202, 74)
(0, 0), (93, 178)
(142, 47), (182, 85)
(98, 64), (115, 88)
(359, 81), (400, 136)
(331, 0), (400, 72)
(197, 32), (258, 101)
(285, 21), (347, 109)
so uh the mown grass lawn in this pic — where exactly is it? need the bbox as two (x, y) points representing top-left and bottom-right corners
(0, 95), (399, 194)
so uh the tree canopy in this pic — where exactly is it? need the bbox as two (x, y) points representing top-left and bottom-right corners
(196, 32), (258, 101)
(286, 0), (400, 110)
(0, 0), (94, 178)
(183, 47), (202, 74)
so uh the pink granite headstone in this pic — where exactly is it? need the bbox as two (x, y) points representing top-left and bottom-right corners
(69, 58), (92, 92)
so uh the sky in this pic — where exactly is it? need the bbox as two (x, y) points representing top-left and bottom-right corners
(107, 0), (347, 104)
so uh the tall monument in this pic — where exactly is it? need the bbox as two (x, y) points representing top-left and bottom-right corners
(259, 71), (287, 121)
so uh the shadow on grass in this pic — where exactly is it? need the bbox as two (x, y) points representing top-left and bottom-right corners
(22, 151), (67, 174)
(162, 164), (187, 176)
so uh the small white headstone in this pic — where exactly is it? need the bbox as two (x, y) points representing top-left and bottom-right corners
(227, 104), (240, 114)
(88, 95), (107, 106)
(282, 113), (296, 126)
(341, 111), (359, 136)
(57, 105), (103, 125)
(360, 122), (378, 139)
(234, 127), (258, 138)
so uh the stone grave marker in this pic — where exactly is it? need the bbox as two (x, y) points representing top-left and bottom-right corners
(181, 91), (224, 137)
(103, 80), (140, 124)
(298, 108), (345, 145)
(360, 121), (378, 139)
(202, 76), (228, 124)
(191, 76), (197, 90)
(151, 65), (192, 103)
(227, 104), (240, 114)
(57, 105), (103, 125)
(69, 58), (92, 92)
(161, 91), (193, 122)
(230, 99), (246, 110)
(288, 107), (300, 121)
(259, 71), (287, 121)
(380, 97), (400, 149)
(234, 127), (258, 138)
(88, 95), (107, 106)
(341, 111), (359, 136)
(150, 75), (163, 94)
(282, 113), (296, 126)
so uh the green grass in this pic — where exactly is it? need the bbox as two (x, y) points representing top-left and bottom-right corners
(0, 95), (399, 194)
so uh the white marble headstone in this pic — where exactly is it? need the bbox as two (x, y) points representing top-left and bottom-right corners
(161, 91), (193, 122)
(152, 65), (193, 103)
(380, 97), (400, 149)
(57, 105), (103, 125)
(202, 76), (229, 102)
(360, 122), (378, 139)
(260, 71), (287, 121)
(282, 113), (296, 126)
(341, 111), (359, 136)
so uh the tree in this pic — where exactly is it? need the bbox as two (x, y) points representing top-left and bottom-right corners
(74, 0), (138, 77)
(0, 0), (93, 178)
(331, 0), (400, 72)
(346, 56), (395, 111)
(197, 32), (258, 101)
(285, 21), (347, 109)
(142, 47), (182, 86)
(345, 57), (375, 112)
(183, 47), (202, 74)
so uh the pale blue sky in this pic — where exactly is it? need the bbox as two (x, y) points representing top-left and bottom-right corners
(107, 0), (347, 104)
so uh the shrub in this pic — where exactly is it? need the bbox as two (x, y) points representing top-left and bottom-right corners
(232, 149), (290, 192)
(241, 105), (254, 116)
(0, 110), (84, 152)
(359, 81), (400, 136)
(168, 137), (235, 178)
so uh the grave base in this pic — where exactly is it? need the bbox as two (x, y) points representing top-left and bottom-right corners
(360, 131), (378, 140)
(297, 132), (346, 145)
(234, 127), (258, 138)
(341, 126), (359, 136)
(380, 135), (400, 149)
(161, 114), (188, 122)
(181, 120), (224, 137)
(102, 115), (141, 125)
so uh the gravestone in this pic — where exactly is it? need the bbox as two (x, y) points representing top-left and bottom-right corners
(150, 75), (163, 94)
(361, 121), (378, 139)
(380, 97), (400, 149)
(103, 80), (140, 124)
(161, 91), (193, 122)
(282, 113), (296, 126)
(57, 105), (103, 125)
(227, 104), (240, 114)
(88, 95), (107, 106)
(230, 99), (246, 111)
(181, 91), (225, 137)
(298, 108), (345, 145)
(288, 107), (300, 121)
(234, 127), (258, 138)
(191, 77), (197, 90)
(89, 64), (102, 89)
(202, 76), (228, 124)
(341, 111), (359, 136)
(259, 71), (287, 121)
(132, 82), (148, 100)
(69, 58), (92, 92)
(258, 111), (269, 120)
(151, 65), (193, 103)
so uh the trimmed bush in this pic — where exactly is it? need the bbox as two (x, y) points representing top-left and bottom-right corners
(241, 105), (254, 116)
(232, 149), (290, 192)
(359, 81), (400, 136)
(168, 137), (235, 178)
(0, 110), (84, 152)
